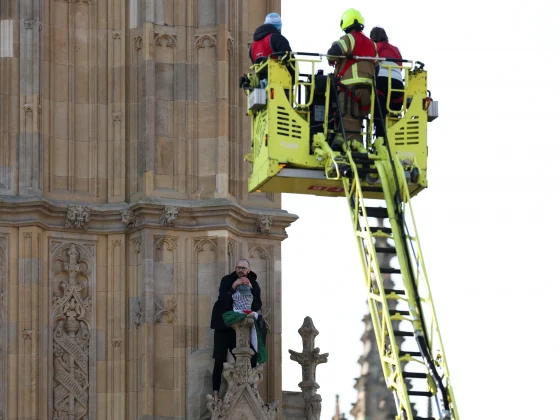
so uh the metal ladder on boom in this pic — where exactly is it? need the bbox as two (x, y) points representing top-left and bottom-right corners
(341, 143), (459, 419)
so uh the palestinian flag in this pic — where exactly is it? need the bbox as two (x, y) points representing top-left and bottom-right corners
(222, 311), (268, 364)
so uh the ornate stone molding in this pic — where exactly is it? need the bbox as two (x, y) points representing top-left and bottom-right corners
(194, 34), (217, 50)
(207, 316), (278, 420)
(22, 330), (32, 340)
(132, 298), (143, 328)
(288, 317), (329, 420)
(159, 205), (179, 227)
(133, 35), (143, 51)
(51, 243), (93, 420)
(248, 245), (271, 261)
(227, 239), (237, 267)
(154, 33), (177, 48)
(65, 205), (91, 230)
(23, 19), (36, 30)
(121, 207), (140, 229)
(194, 238), (216, 253)
(255, 214), (274, 235)
(111, 339), (121, 348)
(0, 199), (297, 238)
(155, 237), (177, 252)
(154, 298), (177, 324)
(131, 237), (142, 253)
(226, 36), (234, 53)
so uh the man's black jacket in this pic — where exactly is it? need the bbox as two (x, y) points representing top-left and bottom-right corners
(210, 270), (262, 331)
(248, 24), (292, 64)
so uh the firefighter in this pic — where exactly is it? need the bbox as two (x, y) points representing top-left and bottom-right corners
(327, 8), (376, 153)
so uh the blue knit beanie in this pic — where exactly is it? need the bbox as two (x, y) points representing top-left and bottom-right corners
(265, 12), (282, 31)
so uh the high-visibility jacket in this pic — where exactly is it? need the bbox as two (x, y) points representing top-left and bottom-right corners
(331, 31), (376, 86)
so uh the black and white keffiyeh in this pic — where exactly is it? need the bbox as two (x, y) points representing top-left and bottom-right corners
(232, 284), (254, 312)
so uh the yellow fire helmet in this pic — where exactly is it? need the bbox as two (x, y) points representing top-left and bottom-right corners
(340, 8), (365, 33)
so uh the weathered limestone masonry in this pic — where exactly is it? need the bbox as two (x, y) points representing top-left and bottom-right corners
(0, 0), (296, 419)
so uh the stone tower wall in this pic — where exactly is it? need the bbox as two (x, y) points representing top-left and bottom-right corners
(0, 0), (295, 419)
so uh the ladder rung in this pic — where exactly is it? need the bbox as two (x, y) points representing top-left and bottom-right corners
(399, 350), (422, 357)
(403, 372), (428, 379)
(351, 152), (372, 160)
(357, 167), (378, 175)
(361, 207), (388, 218)
(361, 186), (384, 193)
(394, 330), (414, 337)
(384, 288), (405, 295)
(380, 267), (401, 274)
(389, 309), (410, 316)
(375, 246), (396, 254)
(408, 390), (433, 397)
(369, 226), (392, 234)
(354, 160), (375, 167)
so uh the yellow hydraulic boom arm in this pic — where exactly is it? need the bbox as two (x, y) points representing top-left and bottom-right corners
(242, 53), (457, 420)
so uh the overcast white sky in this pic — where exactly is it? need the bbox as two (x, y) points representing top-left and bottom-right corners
(277, 1), (560, 419)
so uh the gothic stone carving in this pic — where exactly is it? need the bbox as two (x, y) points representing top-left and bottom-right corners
(134, 36), (143, 50)
(154, 298), (177, 324)
(65, 206), (91, 230)
(154, 33), (177, 48)
(256, 214), (274, 235)
(207, 316), (278, 420)
(52, 244), (92, 420)
(132, 298), (143, 328)
(289, 317), (329, 420)
(159, 205), (179, 227)
(194, 34), (217, 50)
(121, 207), (140, 229)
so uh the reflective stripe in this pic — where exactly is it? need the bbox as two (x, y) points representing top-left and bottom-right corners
(352, 65), (360, 81)
(337, 39), (348, 54)
(348, 33), (355, 51)
(341, 77), (372, 85)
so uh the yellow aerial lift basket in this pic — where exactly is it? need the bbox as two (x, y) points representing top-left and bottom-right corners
(243, 53), (437, 200)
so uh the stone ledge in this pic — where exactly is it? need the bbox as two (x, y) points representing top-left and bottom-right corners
(0, 196), (298, 238)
